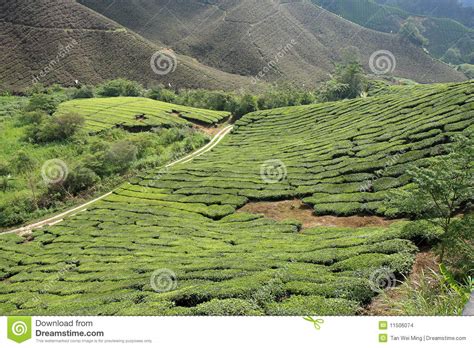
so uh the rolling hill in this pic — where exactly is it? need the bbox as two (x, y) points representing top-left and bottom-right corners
(312, 0), (474, 65)
(0, 81), (471, 316)
(0, 0), (252, 92)
(80, 0), (466, 85)
(56, 97), (231, 132)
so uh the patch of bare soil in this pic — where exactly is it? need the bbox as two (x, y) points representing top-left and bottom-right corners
(238, 200), (397, 229)
(192, 124), (223, 136)
(362, 251), (439, 316)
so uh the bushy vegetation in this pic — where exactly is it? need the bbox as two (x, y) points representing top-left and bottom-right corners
(386, 135), (473, 277)
(376, 266), (473, 315)
(0, 96), (209, 227)
(399, 18), (429, 47)
(97, 79), (143, 97)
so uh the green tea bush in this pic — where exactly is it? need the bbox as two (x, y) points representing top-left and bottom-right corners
(192, 298), (263, 315)
(266, 295), (359, 315)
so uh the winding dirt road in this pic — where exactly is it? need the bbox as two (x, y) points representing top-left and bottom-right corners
(1, 125), (233, 235)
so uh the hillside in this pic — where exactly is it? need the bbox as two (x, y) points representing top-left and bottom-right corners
(312, 0), (474, 65)
(79, 0), (466, 85)
(0, 0), (252, 92)
(0, 81), (471, 316)
(56, 97), (231, 132)
(377, 0), (474, 28)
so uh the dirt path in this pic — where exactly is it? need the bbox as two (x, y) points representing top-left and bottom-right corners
(238, 199), (397, 229)
(1, 125), (233, 235)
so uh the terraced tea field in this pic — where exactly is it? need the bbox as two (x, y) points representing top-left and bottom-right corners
(0, 81), (472, 316)
(56, 97), (231, 132)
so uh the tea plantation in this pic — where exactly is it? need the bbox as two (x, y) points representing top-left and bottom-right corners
(56, 97), (231, 132)
(0, 81), (472, 315)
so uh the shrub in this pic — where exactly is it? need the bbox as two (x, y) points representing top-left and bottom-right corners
(400, 220), (443, 246)
(386, 135), (473, 261)
(0, 160), (10, 176)
(64, 165), (100, 195)
(25, 94), (58, 114)
(97, 79), (142, 97)
(146, 86), (177, 103)
(235, 94), (258, 118)
(458, 64), (474, 79)
(319, 60), (367, 101)
(399, 19), (429, 47)
(18, 110), (47, 125)
(0, 193), (36, 226)
(104, 140), (138, 174)
(70, 86), (94, 99)
(192, 298), (263, 315)
(265, 295), (359, 315)
(27, 113), (85, 143)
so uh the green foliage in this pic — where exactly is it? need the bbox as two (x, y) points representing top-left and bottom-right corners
(12, 150), (37, 174)
(319, 60), (367, 101)
(444, 47), (463, 65)
(378, 267), (472, 315)
(18, 110), (47, 126)
(104, 140), (139, 174)
(26, 113), (85, 143)
(400, 220), (443, 245)
(386, 135), (473, 262)
(0, 193), (37, 226)
(70, 86), (95, 99)
(25, 94), (58, 115)
(439, 215), (474, 277)
(192, 299), (263, 315)
(399, 18), (429, 47)
(97, 79), (143, 97)
(64, 165), (101, 196)
(458, 64), (474, 78)
(312, 0), (474, 65)
(266, 295), (359, 315)
(146, 85), (177, 103)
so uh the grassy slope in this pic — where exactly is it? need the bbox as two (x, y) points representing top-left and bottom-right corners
(0, 81), (472, 315)
(57, 97), (231, 132)
(79, 0), (465, 85)
(311, 0), (474, 64)
(0, 0), (252, 92)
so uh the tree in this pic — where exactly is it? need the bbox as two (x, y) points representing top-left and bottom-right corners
(235, 94), (258, 118)
(25, 93), (58, 115)
(386, 135), (473, 262)
(71, 86), (94, 99)
(319, 60), (367, 102)
(104, 140), (138, 174)
(27, 113), (85, 143)
(399, 18), (429, 47)
(97, 79), (143, 97)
